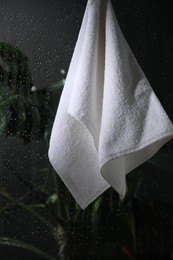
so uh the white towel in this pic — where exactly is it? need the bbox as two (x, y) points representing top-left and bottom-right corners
(48, 0), (173, 209)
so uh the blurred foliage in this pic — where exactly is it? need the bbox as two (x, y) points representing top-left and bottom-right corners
(0, 42), (33, 141)
(0, 42), (136, 259)
(0, 42), (63, 142)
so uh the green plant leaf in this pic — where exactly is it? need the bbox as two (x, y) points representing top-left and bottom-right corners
(46, 193), (58, 205)
(0, 237), (56, 260)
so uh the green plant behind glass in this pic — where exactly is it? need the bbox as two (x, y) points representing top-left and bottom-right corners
(0, 41), (136, 260)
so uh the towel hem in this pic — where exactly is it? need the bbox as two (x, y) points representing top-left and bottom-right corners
(100, 129), (173, 166)
(48, 154), (110, 209)
(64, 172), (110, 209)
(100, 130), (173, 198)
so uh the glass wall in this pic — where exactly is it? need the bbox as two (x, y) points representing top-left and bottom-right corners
(0, 1), (173, 259)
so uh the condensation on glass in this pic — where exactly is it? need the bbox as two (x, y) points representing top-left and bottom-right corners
(0, 1), (173, 259)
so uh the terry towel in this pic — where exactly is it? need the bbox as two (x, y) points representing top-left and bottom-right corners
(48, 0), (173, 209)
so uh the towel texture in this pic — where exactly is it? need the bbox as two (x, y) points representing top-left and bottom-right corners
(48, 0), (173, 209)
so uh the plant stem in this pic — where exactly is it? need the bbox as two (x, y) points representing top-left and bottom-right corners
(0, 190), (54, 232)
(0, 237), (56, 260)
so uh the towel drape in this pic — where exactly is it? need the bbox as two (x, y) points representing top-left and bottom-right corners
(48, 0), (173, 209)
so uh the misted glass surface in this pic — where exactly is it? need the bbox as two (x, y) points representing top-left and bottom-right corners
(0, 0), (173, 259)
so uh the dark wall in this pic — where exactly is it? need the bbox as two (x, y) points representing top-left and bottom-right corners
(0, 0), (87, 89)
(0, 1), (173, 259)
(1, 0), (172, 119)
(0, 0), (172, 118)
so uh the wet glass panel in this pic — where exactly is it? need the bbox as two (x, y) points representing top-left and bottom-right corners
(0, 1), (173, 259)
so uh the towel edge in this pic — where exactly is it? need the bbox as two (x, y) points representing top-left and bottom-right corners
(100, 130), (173, 199)
(100, 129), (173, 166)
(48, 152), (110, 209)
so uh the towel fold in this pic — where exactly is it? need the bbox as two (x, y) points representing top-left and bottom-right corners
(48, 0), (173, 209)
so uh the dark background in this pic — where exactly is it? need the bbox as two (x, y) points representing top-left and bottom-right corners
(0, 0), (172, 115)
(0, 0), (173, 259)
